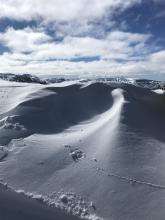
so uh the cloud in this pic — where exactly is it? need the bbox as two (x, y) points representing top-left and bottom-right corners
(147, 50), (165, 74)
(0, 27), (51, 53)
(0, 50), (165, 78)
(0, 27), (150, 61)
(0, 0), (141, 22)
(0, 26), (163, 78)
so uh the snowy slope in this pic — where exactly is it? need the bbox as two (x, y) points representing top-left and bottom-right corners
(0, 78), (165, 219)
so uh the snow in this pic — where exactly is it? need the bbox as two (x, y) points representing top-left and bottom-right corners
(0, 78), (165, 219)
(59, 194), (69, 203)
(153, 89), (165, 94)
(14, 188), (102, 220)
(0, 116), (27, 131)
(70, 149), (86, 161)
(0, 146), (8, 161)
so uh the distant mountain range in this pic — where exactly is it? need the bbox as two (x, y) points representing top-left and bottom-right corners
(0, 73), (164, 90)
(0, 73), (48, 85)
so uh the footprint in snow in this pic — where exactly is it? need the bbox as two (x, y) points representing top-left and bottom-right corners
(70, 149), (86, 161)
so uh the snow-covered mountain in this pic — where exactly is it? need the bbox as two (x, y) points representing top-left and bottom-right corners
(0, 73), (48, 84)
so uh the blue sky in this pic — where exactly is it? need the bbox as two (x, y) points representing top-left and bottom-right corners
(0, 0), (164, 79)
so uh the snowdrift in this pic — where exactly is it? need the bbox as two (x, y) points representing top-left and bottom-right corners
(0, 79), (165, 220)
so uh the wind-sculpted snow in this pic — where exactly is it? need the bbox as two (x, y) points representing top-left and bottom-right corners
(1, 80), (165, 220)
